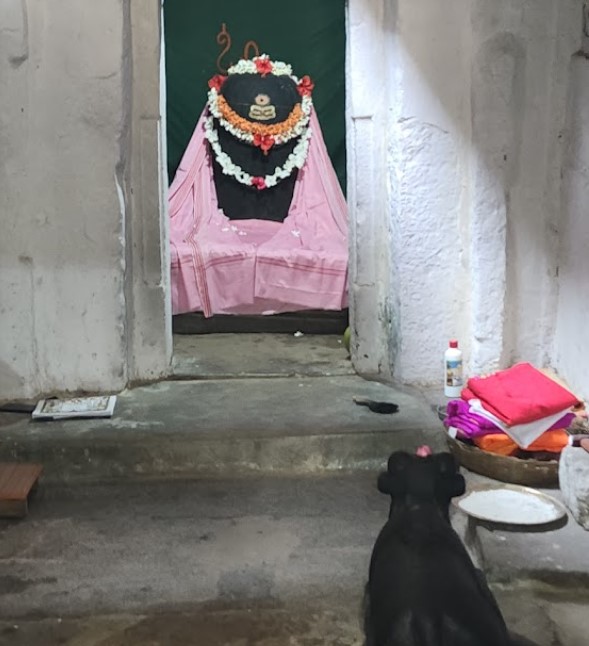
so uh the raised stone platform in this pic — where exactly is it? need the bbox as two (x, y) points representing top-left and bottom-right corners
(0, 376), (444, 483)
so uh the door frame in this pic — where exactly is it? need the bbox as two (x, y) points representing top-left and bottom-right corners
(125, 0), (394, 385)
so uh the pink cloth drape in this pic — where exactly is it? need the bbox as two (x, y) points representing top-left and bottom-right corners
(168, 109), (349, 317)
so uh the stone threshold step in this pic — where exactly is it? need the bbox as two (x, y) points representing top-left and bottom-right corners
(0, 426), (444, 483)
(0, 377), (444, 483)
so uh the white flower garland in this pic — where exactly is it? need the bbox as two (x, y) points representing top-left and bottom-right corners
(204, 115), (312, 190)
(207, 88), (312, 146)
(227, 56), (293, 77)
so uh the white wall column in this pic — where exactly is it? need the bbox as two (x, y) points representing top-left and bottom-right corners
(0, 0), (129, 398)
(346, 0), (396, 379)
(125, 0), (172, 384)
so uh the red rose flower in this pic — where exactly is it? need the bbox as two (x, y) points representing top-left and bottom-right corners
(254, 56), (273, 77)
(208, 74), (227, 91)
(253, 133), (275, 154)
(297, 75), (314, 97)
(251, 177), (267, 190)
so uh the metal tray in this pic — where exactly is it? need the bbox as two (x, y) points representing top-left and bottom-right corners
(454, 484), (568, 526)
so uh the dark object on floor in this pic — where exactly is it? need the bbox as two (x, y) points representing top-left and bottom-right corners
(353, 398), (399, 415)
(0, 402), (36, 414)
(364, 450), (514, 646)
(0, 463), (43, 518)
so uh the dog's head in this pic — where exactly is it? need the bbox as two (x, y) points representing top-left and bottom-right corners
(377, 450), (465, 511)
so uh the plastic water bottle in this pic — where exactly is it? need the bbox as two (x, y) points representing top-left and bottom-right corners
(444, 340), (463, 398)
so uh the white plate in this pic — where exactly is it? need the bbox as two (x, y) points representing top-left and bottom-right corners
(455, 484), (567, 526)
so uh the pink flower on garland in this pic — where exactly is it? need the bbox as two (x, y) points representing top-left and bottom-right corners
(254, 56), (273, 77)
(253, 133), (275, 154)
(251, 177), (267, 190)
(297, 75), (314, 97)
(208, 74), (227, 91)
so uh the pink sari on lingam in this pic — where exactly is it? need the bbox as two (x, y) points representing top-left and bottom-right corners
(168, 109), (349, 317)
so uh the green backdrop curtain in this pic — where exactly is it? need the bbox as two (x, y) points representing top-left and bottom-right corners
(163, 0), (346, 192)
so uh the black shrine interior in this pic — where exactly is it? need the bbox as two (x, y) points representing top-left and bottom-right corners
(211, 72), (302, 223)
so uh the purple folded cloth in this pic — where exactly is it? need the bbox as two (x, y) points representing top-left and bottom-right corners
(444, 400), (498, 439)
(443, 400), (575, 440)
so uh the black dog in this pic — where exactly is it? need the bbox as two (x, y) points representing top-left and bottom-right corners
(364, 450), (516, 646)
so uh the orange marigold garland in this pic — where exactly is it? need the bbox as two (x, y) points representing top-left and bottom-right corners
(217, 95), (304, 138)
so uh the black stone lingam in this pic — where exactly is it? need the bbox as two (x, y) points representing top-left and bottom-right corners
(211, 72), (302, 222)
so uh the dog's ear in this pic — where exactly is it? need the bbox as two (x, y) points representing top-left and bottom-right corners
(434, 453), (465, 499)
(377, 471), (394, 495)
(387, 451), (412, 474)
(440, 473), (466, 499)
(378, 452), (412, 496)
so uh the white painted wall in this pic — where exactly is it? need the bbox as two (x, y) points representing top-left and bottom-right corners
(553, 53), (589, 401)
(346, 0), (396, 379)
(348, 0), (584, 387)
(384, 0), (473, 383)
(0, 0), (128, 399)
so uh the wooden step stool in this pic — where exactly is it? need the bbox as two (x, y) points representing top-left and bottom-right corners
(0, 463), (43, 518)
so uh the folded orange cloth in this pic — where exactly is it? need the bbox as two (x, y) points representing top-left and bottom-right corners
(474, 429), (570, 456)
(473, 434), (518, 456)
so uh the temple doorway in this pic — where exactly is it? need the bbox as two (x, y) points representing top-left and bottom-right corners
(163, 0), (350, 374)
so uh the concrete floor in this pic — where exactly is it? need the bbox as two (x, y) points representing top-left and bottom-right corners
(1, 475), (589, 645)
(1, 334), (589, 644)
(4, 593), (588, 646)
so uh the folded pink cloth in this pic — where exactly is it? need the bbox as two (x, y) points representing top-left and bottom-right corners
(168, 109), (349, 317)
(462, 363), (579, 425)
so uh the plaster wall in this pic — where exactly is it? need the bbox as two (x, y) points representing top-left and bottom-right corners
(348, 0), (582, 385)
(553, 54), (589, 401)
(346, 0), (395, 378)
(0, 0), (128, 399)
(385, 0), (473, 383)
(0, 0), (171, 400)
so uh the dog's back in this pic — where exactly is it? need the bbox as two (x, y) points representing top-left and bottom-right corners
(364, 451), (512, 646)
